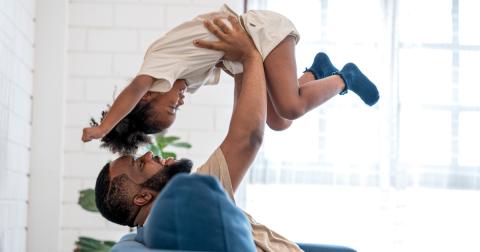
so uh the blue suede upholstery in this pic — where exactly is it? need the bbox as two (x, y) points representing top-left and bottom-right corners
(142, 174), (255, 252)
(111, 174), (356, 252)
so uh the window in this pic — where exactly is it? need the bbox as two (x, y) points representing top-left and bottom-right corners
(243, 1), (480, 251)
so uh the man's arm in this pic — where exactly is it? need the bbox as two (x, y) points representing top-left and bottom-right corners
(195, 17), (267, 191)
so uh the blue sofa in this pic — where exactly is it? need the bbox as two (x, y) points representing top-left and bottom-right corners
(112, 232), (357, 252)
(110, 174), (356, 252)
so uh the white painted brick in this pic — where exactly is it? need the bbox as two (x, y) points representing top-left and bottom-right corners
(19, 0), (35, 18)
(5, 141), (29, 175)
(66, 102), (110, 127)
(139, 30), (165, 52)
(69, 28), (87, 51)
(64, 152), (114, 178)
(114, 4), (165, 28)
(79, 229), (127, 241)
(60, 229), (80, 252)
(174, 106), (215, 130)
(189, 81), (234, 106)
(13, 202), (28, 228)
(81, 178), (97, 189)
(83, 137), (112, 154)
(62, 203), (107, 228)
(0, 13), (14, 45)
(2, 172), (26, 201)
(0, 106), (9, 139)
(189, 154), (209, 169)
(0, 0), (33, 248)
(62, 178), (83, 203)
(65, 128), (83, 151)
(0, 170), (7, 199)
(192, 0), (241, 7)
(85, 77), (129, 102)
(69, 53), (112, 77)
(1, 0), (15, 24)
(67, 78), (86, 101)
(14, 0), (33, 44)
(214, 107), (232, 131)
(11, 84), (31, 121)
(189, 131), (225, 156)
(112, 53), (143, 77)
(70, 3), (114, 27)
(141, 0), (190, 4)
(0, 203), (6, 231)
(7, 113), (30, 147)
(87, 29), (138, 52)
(104, 221), (130, 231)
(165, 5), (213, 30)
(0, 79), (10, 108)
(71, 0), (138, 2)
(1, 53), (14, 84)
(16, 60), (34, 95)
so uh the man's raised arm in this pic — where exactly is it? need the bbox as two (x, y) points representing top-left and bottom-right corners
(194, 16), (267, 191)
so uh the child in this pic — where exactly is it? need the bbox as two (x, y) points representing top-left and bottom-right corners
(82, 4), (379, 154)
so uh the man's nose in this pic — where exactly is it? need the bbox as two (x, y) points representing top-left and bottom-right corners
(140, 151), (153, 161)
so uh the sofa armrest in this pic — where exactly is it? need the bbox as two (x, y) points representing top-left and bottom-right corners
(298, 242), (357, 252)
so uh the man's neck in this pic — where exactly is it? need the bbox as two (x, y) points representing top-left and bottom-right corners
(134, 202), (154, 227)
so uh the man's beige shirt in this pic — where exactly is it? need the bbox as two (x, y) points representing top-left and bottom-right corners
(196, 148), (303, 252)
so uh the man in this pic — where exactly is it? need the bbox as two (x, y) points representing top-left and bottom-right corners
(94, 17), (314, 251)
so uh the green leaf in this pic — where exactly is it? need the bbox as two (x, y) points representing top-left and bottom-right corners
(162, 151), (177, 159)
(169, 142), (192, 149)
(78, 189), (98, 212)
(148, 144), (161, 156)
(155, 135), (181, 150)
(75, 236), (115, 252)
(163, 136), (180, 144)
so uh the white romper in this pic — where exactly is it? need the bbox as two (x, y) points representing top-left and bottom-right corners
(138, 4), (300, 94)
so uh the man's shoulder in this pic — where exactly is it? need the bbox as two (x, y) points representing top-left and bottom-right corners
(195, 147), (235, 200)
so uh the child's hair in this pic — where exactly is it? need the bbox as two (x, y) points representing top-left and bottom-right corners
(91, 102), (162, 155)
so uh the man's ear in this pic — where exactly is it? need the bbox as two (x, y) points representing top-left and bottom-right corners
(133, 190), (154, 206)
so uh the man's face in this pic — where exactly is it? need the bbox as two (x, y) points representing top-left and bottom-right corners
(109, 151), (193, 191)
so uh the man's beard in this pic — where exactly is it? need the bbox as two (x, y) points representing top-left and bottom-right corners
(140, 158), (193, 192)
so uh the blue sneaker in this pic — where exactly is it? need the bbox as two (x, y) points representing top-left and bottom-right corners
(338, 63), (379, 106)
(304, 52), (339, 80)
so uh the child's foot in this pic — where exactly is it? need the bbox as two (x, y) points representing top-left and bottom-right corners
(338, 63), (379, 106)
(304, 52), (339, 79)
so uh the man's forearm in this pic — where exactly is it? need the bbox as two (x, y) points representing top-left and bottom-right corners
(230, 54), (267, 142)
(221, 52), (267, 190)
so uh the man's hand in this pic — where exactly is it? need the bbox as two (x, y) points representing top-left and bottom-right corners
(194, 16), (259, 62)
(82, 126), (106, 142)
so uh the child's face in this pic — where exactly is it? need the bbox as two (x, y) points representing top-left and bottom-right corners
(144, 80), (186, 129)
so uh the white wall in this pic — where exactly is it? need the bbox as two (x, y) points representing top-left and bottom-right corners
(0, 0), (36, 251)
(62, 0), (242, 251)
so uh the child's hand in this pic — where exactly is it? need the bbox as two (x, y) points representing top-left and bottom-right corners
(82, 127), (106, 142)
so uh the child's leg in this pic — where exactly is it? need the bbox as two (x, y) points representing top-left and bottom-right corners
(264, 36), (345, 121)
(265, 72), (315, 131)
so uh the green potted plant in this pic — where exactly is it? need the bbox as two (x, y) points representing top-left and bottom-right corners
(75, 135), (192, 251)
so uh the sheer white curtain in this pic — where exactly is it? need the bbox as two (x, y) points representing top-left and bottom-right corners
(243, 1), (480, 251)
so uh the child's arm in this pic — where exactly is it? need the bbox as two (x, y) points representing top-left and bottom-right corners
(81, 75), (154, 142)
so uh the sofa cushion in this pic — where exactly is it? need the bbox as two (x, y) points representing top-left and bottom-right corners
(143, 174), (255, 252)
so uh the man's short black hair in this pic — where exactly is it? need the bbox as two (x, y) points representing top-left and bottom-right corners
(95, 162), (138, 227)
(91, 102), (163, 155)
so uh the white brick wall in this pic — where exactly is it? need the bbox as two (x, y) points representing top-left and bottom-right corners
(63, 0), (242, 251)
(0, 0), (35, 251)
